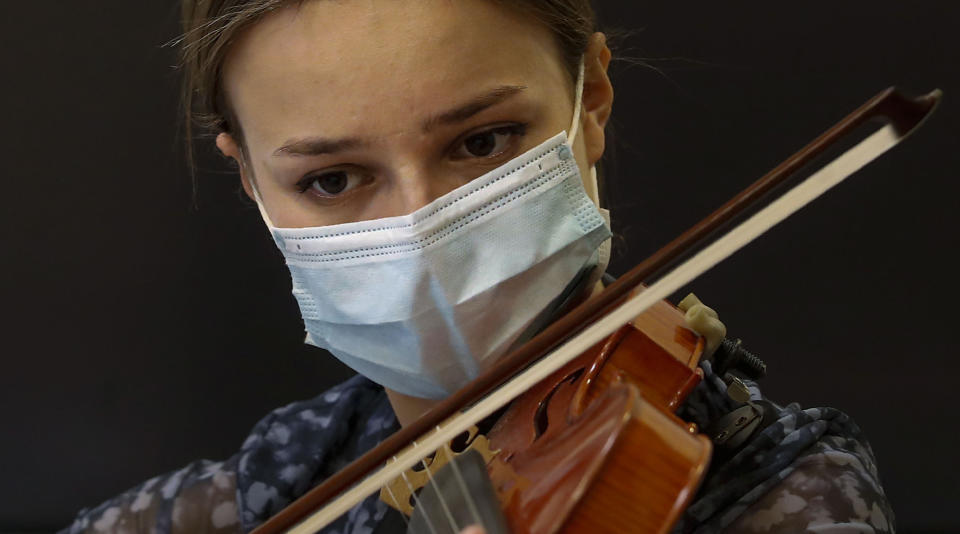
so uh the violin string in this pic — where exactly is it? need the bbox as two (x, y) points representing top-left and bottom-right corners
(381, 468), (411, 530)
(414, 438), (461, 534)
(439, 426), (485, 531)
(398, 456), (441, 534)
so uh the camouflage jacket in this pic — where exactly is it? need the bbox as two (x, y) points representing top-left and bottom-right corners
(61, 360), (894, 534)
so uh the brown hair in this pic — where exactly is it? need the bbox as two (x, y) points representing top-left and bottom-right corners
(175, 0), (598, 180)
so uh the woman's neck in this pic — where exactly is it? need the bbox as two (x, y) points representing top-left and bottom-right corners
(385, 279), (606, 427)
(385, 388), (444, 428)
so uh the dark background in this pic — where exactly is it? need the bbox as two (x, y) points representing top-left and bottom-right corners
(1, 2), (956, 532)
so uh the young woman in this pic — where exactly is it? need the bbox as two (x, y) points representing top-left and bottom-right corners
(63, 1), (893, 532)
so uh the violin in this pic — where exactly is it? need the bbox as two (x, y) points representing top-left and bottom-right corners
(251, 87), (941, 534)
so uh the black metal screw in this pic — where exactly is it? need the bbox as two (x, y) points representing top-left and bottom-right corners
(716, 338), (767, 380)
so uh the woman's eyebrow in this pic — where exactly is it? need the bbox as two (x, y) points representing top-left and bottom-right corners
(273, 136), (366, 157)
(420, 85), (528, 133)
(272, 85), (527, 158)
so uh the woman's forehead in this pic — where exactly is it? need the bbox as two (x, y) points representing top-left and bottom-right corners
(222, 0), (570, 151)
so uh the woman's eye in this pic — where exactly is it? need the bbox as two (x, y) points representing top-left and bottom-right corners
(455, 125), (526, 159)
(297, 170), (364, 198)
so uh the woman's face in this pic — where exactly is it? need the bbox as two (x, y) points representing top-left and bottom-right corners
(217, 0), (613, 228)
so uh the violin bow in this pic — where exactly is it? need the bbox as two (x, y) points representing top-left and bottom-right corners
(253, 87), (942, 534)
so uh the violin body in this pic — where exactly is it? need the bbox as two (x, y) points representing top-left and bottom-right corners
(485, 298), (713, 534)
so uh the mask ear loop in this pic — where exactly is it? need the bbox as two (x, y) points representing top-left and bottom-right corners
(252, 186), (279, 230)
(241, 153), (293, 264)
(241, 155), (314, 342)
(566, 58), (601, 210)
(568, 57), (611, 279)
(239, 145), (280, 231)
(567, 59), (586, 148)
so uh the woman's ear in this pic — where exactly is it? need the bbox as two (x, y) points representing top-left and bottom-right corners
(216, 132), (257, 201)
(581, 32), (614, 167)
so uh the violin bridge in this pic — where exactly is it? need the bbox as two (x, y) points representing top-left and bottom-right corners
(379, 426), (500, 516)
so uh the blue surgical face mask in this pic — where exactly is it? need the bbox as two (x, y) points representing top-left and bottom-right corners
(251, 61), (612, 399)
